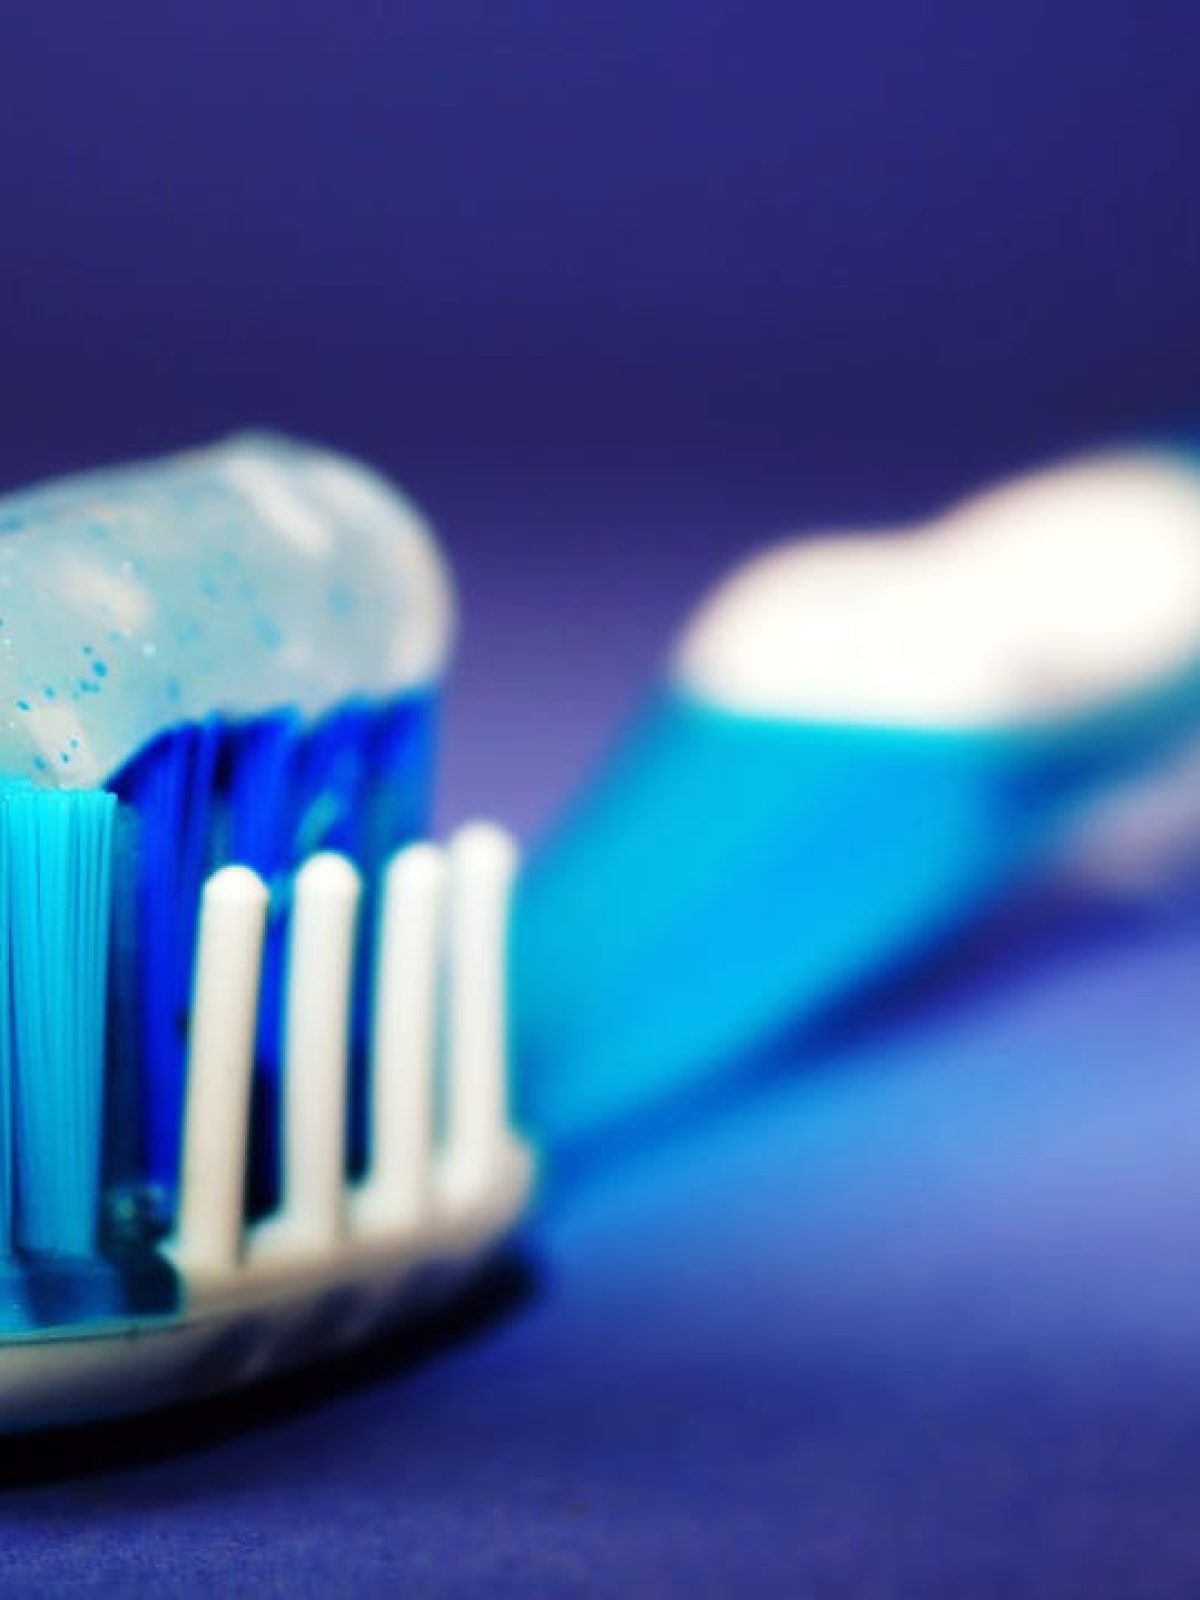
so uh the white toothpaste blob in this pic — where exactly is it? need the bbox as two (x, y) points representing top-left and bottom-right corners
(674, 451), (1200, 729)
(0, 434), (454, 787)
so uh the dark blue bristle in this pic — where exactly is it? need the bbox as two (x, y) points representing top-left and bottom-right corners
(364, 695), (439, 860)
(110, 721), (222, 1198)
(223, 712), (301, 878)
(295, 700), (375, 860)
(219, 712), (303, 1216)
(105, 690), (439, 1226)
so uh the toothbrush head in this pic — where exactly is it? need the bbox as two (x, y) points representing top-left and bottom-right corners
(0, 436), (533, 1430)
(0, 821), (534, 1432)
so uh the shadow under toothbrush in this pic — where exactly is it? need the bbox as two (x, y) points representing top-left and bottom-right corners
(0, 1251), (541, 1489)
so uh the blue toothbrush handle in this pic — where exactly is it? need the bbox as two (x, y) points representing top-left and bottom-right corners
(514, 673), (1200, 1150)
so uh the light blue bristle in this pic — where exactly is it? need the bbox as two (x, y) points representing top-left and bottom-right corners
(2, 786), (115, 1257)
(0, 812), (11, 1253)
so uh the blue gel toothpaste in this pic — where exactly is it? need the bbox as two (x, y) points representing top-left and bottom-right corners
(516, 447), (1200, 1146)
(0, 434), (452, 1327)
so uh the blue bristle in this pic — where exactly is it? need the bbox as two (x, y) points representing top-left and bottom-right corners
(1, 787), (115, 1256)
(295, 700), (374, 859)
(104, 690), (439, 1224)
(217, 712), (301, 1215)
(0, 810), (11, 1254)
(224, 711), (301, 878)
(363, 694), (439, 864)
(110, 721), (221, 1196)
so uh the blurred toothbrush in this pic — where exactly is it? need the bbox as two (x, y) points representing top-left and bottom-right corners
(8, 434), (1200, 1430)
(515, 447), (1200, 1144)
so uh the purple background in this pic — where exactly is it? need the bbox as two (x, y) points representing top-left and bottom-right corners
(4, 3), (1200, 1592)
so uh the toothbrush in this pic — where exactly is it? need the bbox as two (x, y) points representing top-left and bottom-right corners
(0, 436), (532, 1431)
(516, 446), (1200, 1145)
(6, 435), (1200, 1431)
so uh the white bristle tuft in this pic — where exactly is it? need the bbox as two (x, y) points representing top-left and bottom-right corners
(172, 865), (269, 1277)
(355, 842), (445, 1232)
(277, 851), (362, 1248)
(444, 822), (519, 1198)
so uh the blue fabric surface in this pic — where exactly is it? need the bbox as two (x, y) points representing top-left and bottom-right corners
(5, 880), (1200, 1595)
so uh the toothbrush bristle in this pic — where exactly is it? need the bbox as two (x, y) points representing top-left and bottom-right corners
(107, 692), (439, 1224)
(2, 788), (115, 1260)
(0, 816), (9, 1257)
(223, 711), (301, 876)
(111, 720), (223, 1201)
